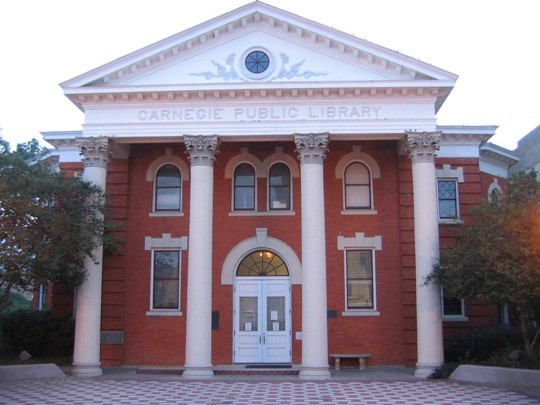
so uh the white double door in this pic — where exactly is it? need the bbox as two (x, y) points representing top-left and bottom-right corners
(234, 278), (291, 364)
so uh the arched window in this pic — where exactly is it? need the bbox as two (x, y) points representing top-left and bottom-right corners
(234, 163), (255, 211)
(344, 162), (371, 209)
(236, 250), (289, 276)
(269, 163), (291, 210)
(155, 164), (181, 211)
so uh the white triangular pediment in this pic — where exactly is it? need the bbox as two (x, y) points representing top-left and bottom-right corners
(62, 1), (456, 93)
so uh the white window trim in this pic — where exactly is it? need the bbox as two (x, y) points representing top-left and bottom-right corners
(146, 149), (189, 216)
(488, 179), (503, 202)
(144, 233), (187, 316)
(335, 146), (381, 214)
(441, 289), (468, 322)
(267, 161), (293, 212)
(232, 162), (258, 212)
(436, 165), (464, 224)
(338, 233), (382, 316)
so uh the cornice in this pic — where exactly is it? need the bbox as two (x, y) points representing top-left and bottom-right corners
(61, 2), (457, 92)
(65, 82), (451, 111)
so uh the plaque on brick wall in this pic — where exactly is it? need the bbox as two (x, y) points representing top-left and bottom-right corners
(327, 310), (338, 319)
(101, 331), (124, 344)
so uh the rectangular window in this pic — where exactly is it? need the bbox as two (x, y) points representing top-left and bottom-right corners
(152, 250), (180, 310)
(441, 289), (465, 318)
(437, 180), (458, 220)
(346, 250), (374, 309)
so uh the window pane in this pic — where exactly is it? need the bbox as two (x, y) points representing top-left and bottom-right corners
(156, 165), (181, 187)
(345, 163), (369, 185)
(156, 188), (181, 210)
(269, 186), (290, 209)
(266, 296), (285, 332)
(236, 250), (289, 276)
(234, 187), (255, 210)
(269, 164), (290, 186)
(153, 251), (180, 309)
(443, 295), (463, 316)
(239, 297), (258, 331)
(439, 200), (457, 219)
(345, 185), (370, 208)
(346, 251), (373, 309)
(234, 164), (255, 186)
(438, 181), (456, 199)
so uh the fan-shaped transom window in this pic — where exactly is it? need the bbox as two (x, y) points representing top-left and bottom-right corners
(236, 250), (289, 277)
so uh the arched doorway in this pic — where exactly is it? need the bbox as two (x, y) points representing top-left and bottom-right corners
(233, 250), (291, 364)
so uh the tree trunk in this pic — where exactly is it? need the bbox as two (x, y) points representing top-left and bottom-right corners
(519, 306), (533, 356)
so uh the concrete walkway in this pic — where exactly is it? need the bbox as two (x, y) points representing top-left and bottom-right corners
(0, 366), (538, 404)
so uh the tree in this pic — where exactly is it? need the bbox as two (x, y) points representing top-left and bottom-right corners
(428, 171), (540, 356)
(0, 136), (114, 310)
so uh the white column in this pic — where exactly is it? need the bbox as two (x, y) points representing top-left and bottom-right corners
(295, 133), (331, 379)
(405, 131), (444, 378)
(183, 135), (219, 379)
(72, 137), (110, 377)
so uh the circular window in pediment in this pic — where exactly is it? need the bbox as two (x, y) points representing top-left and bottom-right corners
(241, 47), (274, 80)
(245, 50), (270, 74)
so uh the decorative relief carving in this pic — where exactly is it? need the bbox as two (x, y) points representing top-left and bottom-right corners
(294, 133), (329, 165)
(189, 53), (245, 81)
(404, 131), (441, 164)
(189, 52), (327, 81)
(272, 53), (327, 80)
(184, 135), (220, 167)
(77, 137), (110, 168)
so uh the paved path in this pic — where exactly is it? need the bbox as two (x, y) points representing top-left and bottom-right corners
(1, 376), (539, 404)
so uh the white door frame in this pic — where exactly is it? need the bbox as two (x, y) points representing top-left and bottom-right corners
(233, 276), (291, 363)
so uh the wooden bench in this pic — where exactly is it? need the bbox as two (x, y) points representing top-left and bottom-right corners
(330, 354), (371, 371)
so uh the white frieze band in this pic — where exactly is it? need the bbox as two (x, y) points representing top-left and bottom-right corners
(184, 135), (220, 167)
(294, 133), (329, 165)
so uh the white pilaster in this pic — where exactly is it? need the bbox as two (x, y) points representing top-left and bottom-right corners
(405, 131), (444, 378)
(72, 137), (110, 377)
(295, 133), (331, 379)
(183, 135), (219, 379)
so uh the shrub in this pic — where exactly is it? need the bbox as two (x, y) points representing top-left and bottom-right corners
(444, 325), (523, 363)
(0, 309), (74, 357)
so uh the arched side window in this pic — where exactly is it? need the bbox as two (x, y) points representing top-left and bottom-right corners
(344, 162), (371, 209)
(236, 250), (289, 276)
(155, 164), (181, 211)
(234, 163), (256, 211)
(269, 163), (291, 210)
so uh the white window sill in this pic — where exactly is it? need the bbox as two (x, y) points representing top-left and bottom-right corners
(438, 218), (463, 225)
(341, 209), (378, 216)
(342, 310), (380, 317)
(229, 211), (296, 217)
(149, 212), (184, 217)
(443, 315), (468, 322)
(146, 310), (183, 317)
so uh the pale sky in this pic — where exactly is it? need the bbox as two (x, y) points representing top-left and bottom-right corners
(1, 0), (538, 151)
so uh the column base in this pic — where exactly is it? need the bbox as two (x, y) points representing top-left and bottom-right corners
(414, 361), (442, 378)
(71, 362), (103, 377)
(182, 366), (214, 379)
(299, 365), (331, 379)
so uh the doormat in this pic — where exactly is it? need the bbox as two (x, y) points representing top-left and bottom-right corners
(245, 364), (292, 369)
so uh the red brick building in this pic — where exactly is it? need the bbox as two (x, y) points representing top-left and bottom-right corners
(40, 2), (518, 378)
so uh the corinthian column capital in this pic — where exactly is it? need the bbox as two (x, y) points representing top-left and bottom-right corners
(404, 131), (441, 164)
(77, 137), (110, 168)
(184, 135), (220, 167)
(294, 133), (329, 165)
